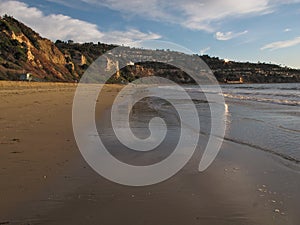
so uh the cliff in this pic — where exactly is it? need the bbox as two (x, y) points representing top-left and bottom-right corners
(0, 16), (78, 81)
(1, 15), (300, 83)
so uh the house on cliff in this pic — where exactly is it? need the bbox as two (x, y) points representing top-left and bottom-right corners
(225, 77), (244, 84)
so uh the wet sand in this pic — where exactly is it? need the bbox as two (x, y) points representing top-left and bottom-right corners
(0, 81), (299, 225)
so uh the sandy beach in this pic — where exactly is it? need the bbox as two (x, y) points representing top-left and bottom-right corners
(0, 81), (299, 225)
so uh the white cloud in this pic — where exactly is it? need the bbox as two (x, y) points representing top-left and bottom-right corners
(284, 28), (291, 32)
(215, 30), (248, 41)
(261, 36), (300, 50)
(0, 0), (161, 44)
(200, 47), (210, 55)
(100, 29), (161, 45)
(51, 0), (300, 32)
(177, 0), (270, 31)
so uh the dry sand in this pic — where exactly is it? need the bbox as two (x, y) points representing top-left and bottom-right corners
(0, 81), (299, 225)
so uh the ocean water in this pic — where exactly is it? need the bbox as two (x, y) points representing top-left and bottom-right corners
(106, 83), (299, 169)
(148, 83), (300, 166)
(221, 83), (300, 106)
(185, 83), (300, 166)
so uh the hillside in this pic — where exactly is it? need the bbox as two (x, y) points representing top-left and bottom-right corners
(202, 55), (300, 83)
(1, 15), (300, 83)
(0, 16), (74, 81)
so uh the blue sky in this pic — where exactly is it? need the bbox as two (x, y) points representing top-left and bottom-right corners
(1, 0), (300, 68)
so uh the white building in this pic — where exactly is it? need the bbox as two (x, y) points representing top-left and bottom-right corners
(20, 73), (33, 81)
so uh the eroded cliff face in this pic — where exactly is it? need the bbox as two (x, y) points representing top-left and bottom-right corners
(0, 16), (78, 81)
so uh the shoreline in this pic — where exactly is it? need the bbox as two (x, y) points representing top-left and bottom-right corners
(0, 81), (299, 224)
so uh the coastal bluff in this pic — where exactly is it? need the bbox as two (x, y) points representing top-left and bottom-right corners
(1, 15), (300, 83)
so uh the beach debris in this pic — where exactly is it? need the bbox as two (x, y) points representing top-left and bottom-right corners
(10, 151), (23, 154)
(43, 175), (47, 179)
(258, 188), (264, 192)
(0, 222), (10, 225)
(11, 138), (20, 142)
(273, 209), (286, 216)
(274, 209), (280, 213)
(6, 138), (21, 144)
(271, 200), (276, 203)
